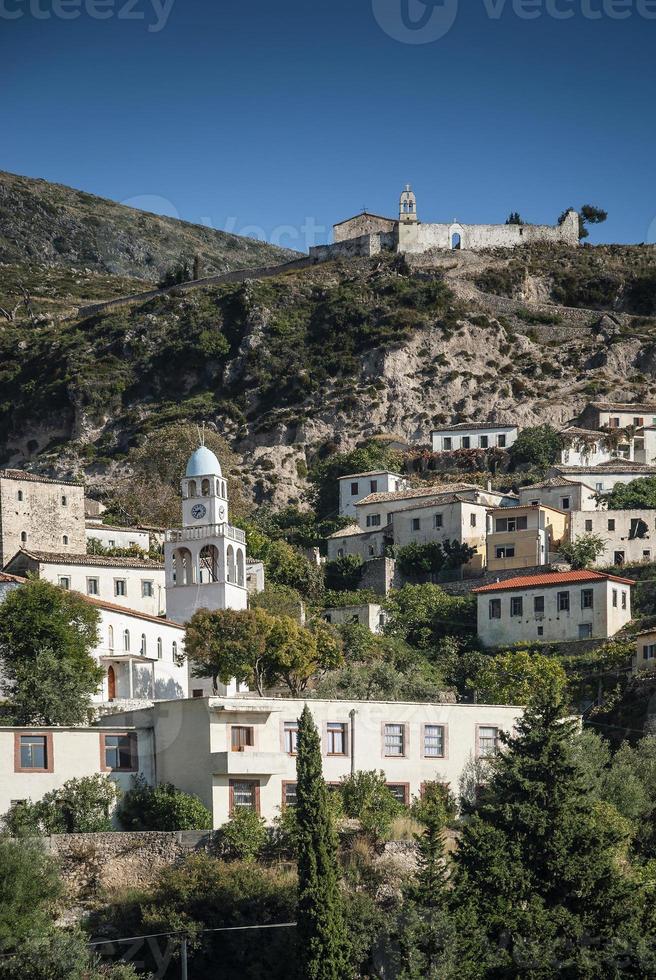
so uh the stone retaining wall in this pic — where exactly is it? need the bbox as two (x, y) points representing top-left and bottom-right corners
(76, 256), (315, 318)
(44, 829), (459, 901)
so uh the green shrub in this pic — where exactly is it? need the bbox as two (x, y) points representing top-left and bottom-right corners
(410, 781), (458, 828)
(339, 770), (404, 842)
(3, 775), (119, 835)
(324, 555), (364, 592)
(216, 808), (267, 862)
(118, 776), (212, 831)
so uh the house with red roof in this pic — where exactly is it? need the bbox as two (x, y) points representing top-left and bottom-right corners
(473, 570), (633, 648)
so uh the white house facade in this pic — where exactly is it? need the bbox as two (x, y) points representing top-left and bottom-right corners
(430, 424), (518, 454)
(569, 510), (656, 567)
(550, 461), (656, 495)
(474, 570), (633, 648)
(323, 603), (387, 633)
(3, 550), (165, 617)
(85, 521), (151, 552)
(0, 725), (154, 820)
(99, 696), (524, 826)
(338, 471), (408, 518)
(88, 597), (188, 704)
(518, 478), (601, 513)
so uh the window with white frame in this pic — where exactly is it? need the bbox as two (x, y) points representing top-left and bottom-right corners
(424, 724), (445, 758)
(157, 637), (163, 659)
(231, 780), (258, 811)
(115, 579), (127, 597)
(327, 722), (347, 755)
(366, 514), (381, 528)
(87, 577), (99, 595)
(557, 591), (570, 612)
(284, 722), (299, 754)
(478, 726), (499, 757)
(142, 580), (154, 598)
(384, 723), (405, 757)
(581, 589), (594, 610)
(489, 598), (501, 619)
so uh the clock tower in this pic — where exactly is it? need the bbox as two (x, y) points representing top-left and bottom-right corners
(164, 444), (248, 625)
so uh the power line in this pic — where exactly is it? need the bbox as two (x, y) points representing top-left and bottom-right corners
(87, 921), (297, 947)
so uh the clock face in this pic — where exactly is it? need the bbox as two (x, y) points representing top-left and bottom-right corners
(191, 503), (207, 520)
(218, 505), (226, 520)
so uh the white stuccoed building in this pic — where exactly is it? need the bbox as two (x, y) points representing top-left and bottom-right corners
(431, 423), (518, 454)
(164, 445), (248, 625)
(99, 696), (524, 826)
(338, 470), (409, 518)
(473, 570), (633, 648)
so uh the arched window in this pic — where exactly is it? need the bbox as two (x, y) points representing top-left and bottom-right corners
(201, 478), (210, 496)
(188, 479), (197, 497)
(172, 641), (178, 663)
(123, 629), (130, 652)
(63, 535), (69, 545)
(226, 544), (236, 583)
(236, 549), (245, 587)
(20, 531), (27, 543)
(200, 544), (219, 583)
(140, 633), (147, 656)
(215, 479), (221, 495)
(174, 548), (194, 586)
(17, 490), (23, 502)
(157, 637), (163, 660)
(451, 232), (461, 250)
(108, 626), (114, 651)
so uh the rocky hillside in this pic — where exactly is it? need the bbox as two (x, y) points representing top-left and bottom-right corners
(3, 236), (656, 511)
(0, 171), (296, 281)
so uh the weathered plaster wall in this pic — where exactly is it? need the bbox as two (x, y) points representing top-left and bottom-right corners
(333, 213), (397, 243)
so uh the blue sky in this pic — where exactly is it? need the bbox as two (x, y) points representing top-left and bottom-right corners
(2, 0), (655, 249)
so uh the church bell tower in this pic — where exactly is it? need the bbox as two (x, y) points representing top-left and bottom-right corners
(399, 184), (418, 223)
(164, 443), (248, 625)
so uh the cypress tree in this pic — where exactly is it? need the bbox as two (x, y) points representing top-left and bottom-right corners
(453, 692), (650, 976)
(295, 704), (349, 980)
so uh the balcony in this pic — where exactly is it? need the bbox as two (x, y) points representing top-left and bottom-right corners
(166, 523), (246, 545)
(210, 751), (287, 775)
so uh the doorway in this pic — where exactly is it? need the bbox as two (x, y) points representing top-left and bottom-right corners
(107, 665), (116, 701)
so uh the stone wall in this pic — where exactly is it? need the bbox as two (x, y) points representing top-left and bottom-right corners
(359, 556), (399, 596)
(333, 213), (397, 243)
(76, 256), (315, 319)
(0, 474), (86, 568)
(44, 829), (460, 902)
(45, 830), (213, 900)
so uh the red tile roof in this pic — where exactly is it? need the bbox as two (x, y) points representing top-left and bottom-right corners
(0, 572), (26, 584)
(473, 570), (634, 594)
(81, 594), (184, 629)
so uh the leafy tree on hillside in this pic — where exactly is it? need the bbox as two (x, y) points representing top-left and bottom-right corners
(602, 475), (656, 510)
(394, 540), (475, 579)
(240, 522), (324, 600)
(104, 422), (251, 528)
(559, 204), (608, 240)
(324, 554), (364, 592)
(339, 771), (403, 843)
(383, 584), (476, 649)
(471, 648), (567, 706)
(452, 691), (650, 974)
(295, 706), (349, 979)
(308, 440), (403, 521)
(185, 607), (343, 696)
(0, 578), (103, 725)
(509, 424), (562, 470)
(558, 532), (607, 569)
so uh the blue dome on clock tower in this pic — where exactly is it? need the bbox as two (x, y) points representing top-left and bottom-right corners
(185, 445), (222, 478)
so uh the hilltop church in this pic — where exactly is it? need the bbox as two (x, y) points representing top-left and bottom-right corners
(309, 186), (579, 261)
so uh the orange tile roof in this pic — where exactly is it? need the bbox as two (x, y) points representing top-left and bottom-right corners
(473, 570), (634, 594)
(81, 593), (184, 629)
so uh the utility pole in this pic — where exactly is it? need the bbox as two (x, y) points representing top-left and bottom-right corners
(180, 937), (188, 980)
